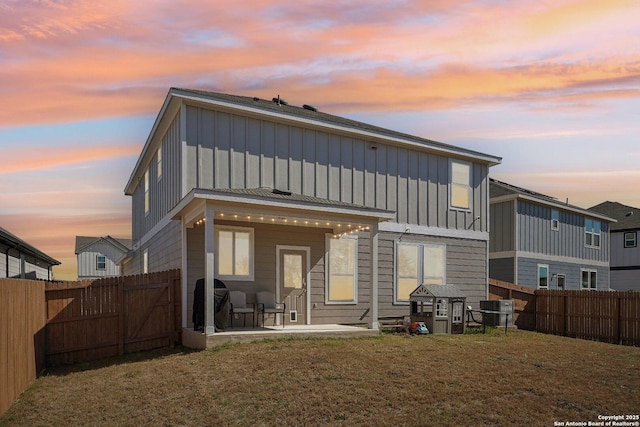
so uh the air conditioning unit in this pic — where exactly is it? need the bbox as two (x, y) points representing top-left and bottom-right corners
(480, 300), (514, 327)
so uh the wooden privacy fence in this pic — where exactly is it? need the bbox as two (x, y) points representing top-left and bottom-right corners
(489, 279), (536, 330)
(45, 269), (182, 366)
(0, 279), (46, 416)
(536, 289), (640, 346)
(489, 279), (640, 346)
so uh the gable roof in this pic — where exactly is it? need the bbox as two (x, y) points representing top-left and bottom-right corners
(490, 178), (616, 223)
(125, 88), (502, 195)
(0, 227), (60, 266)
(75, 236), (133, 254)
(588, 201), (640, 231)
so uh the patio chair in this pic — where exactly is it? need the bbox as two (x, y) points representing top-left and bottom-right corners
(256, 291), (286, 328)
(229, 291), (255, 328)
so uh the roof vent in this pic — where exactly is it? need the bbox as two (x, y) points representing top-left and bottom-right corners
(303, 104), (318, 112)
(252, 97), (260, 101)
(272, 95), (288, 106)
(272, 188), (292, 196)
(626, 211), (634, 217)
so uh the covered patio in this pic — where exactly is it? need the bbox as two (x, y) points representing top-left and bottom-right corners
(170, 187), (395, 348)
(182, 323), (379, 348)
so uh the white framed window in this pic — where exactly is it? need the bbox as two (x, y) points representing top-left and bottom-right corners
(585, 219), (601, 248)
(551, 210), (559, 231)
(435, 299), (448, 317)
(537, 264), (549, 289)
(157, 146), (162, 180)
(143, 249), (149, 274)
(325, 234), (358, 304)
(96, 255), (106, 270)
(216, 226), (254, 281)
(449, 159), (472, 210)
(581, 269), (597, 290)
(624, 231), (637, 248)
(557, 274), (566, 290)
(144, 169), (150, 216)
(395, 242), (445, 303)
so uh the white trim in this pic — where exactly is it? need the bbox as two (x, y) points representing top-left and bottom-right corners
(492, 250), (610, 268)
(325, 234), (358, 305)
(394, 241), (446, 304)
(379, 221), (489, 241)
(181, 219), (188, 329)
(449, 159), (472, 211)
(215, 225), (255, 281)
(551, 209), (559, 231)
(276, 245), (311, 325)
(537, 264), (549, 289)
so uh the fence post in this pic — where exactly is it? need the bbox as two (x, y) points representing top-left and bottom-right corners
(118, 279), (125, 356)
(616, 296), (621, 345)
(562, 295), (567, 337)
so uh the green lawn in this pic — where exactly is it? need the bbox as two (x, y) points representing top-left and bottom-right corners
(2, 329), (638, 426)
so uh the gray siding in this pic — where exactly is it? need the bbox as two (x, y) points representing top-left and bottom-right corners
(517, 256), (609, 291)
(610, 269), (640, 292)
(377, 232), (488, 319)
(123, 220), (182, 276)
(77, 242), (125, 279)
(517, 201), (609, 262)
(490, 201), (514, 252)
(181, 105), (489, 232)
(0, 248), (51, 280)
(184, 221), (377, 326)
(489, 258), (515, 283)
(610, 230), (640, 268)
(132, 112), (182, 241)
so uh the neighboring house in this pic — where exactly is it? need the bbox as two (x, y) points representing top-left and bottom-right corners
(589, 201), (640, 292)
(122, 88), (501, 337)
(0, 227), (60, 280)
(489, 179), (615, 291)
(75, 236), (132, 279)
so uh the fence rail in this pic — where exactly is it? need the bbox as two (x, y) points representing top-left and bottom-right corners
(490, 280), (640, 346)
(0, 270), (181, 415)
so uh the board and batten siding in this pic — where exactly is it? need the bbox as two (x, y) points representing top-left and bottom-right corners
(517, 200), (609, 262)
(123, 220), (182, 276)
(132, 112), (183, 242)
(377, 232), (488, 319)
(610, 231), (640, 268)
(490, 201), (515, 253)
(182, 104), (489, 231)
(77, 242), (123, 278)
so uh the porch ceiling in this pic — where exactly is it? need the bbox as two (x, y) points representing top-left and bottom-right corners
(171, 187), (396, 233)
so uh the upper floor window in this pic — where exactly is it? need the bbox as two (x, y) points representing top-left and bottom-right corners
(551, 210), (559, 231)
(216, 226), (254, 281)
(326, 235), (358, 304)
(144, 169), (150, 216)
(395, 242), (445, 303)
(581, 269), (597, 290)
(143, 249), (149, 274)
(624, 231), (637, 248)
(96, 255), (106, 270)
(449, 160), (471, 210)
(157, 146), (162, 180)
(585, 219), (601, 248)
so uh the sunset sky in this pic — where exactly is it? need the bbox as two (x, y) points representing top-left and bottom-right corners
(1, 0), (639, 280)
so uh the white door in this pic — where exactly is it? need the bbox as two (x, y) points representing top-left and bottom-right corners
(277, 246), (310, 325)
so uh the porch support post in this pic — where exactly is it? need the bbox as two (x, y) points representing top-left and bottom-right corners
(204, 202), (216, 335)
(181, 217), (188, 328)
(369, 222), (379, 329)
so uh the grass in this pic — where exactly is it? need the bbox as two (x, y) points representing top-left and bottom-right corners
(1, 329), (639, 426)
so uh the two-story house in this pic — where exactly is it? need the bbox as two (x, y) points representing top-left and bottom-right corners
(122, 88), (501, 341)
(75, 236), (132, 280)
(1, 226), (59, 280)
(489, 179), (615, 291)
(589, 201), (640, 291)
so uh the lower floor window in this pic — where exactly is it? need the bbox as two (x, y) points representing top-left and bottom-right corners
(395, 242), (445, 303)
(557, 274), (566, 290)
(581, 269), (597, 290)
(436, 299), (448, 317)
(326, 235), (358, 304)
(538, 265), (549, 289)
